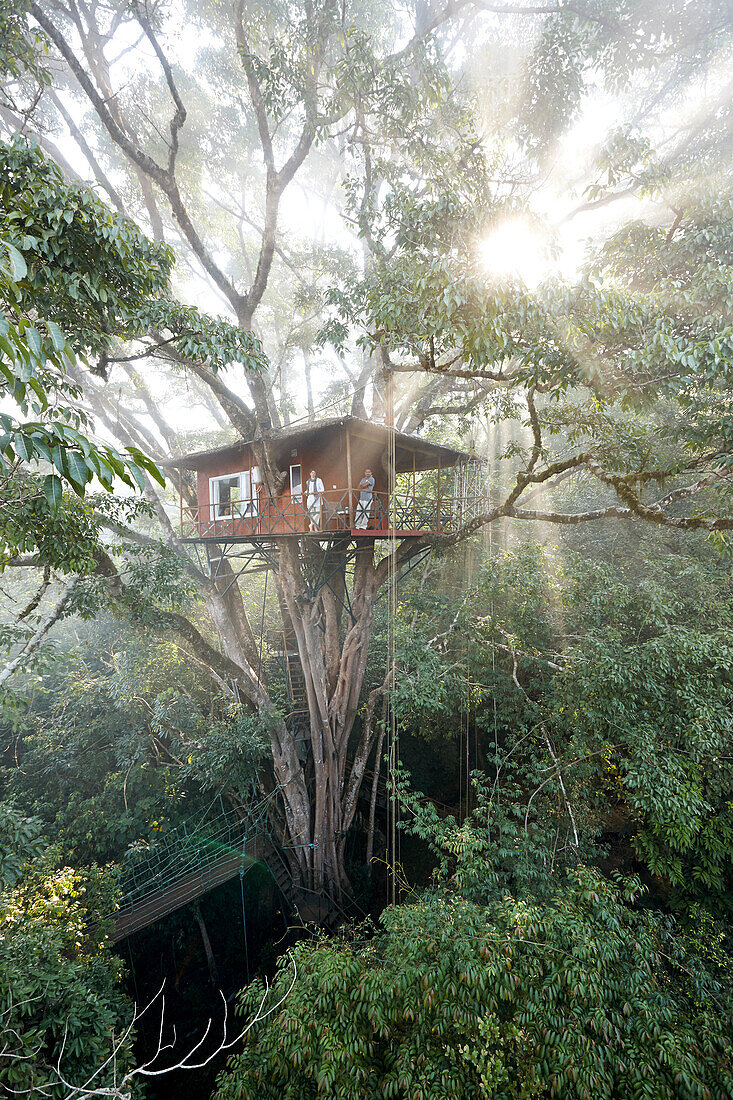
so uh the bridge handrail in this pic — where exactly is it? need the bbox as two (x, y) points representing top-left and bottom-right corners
(116, 805), (273, 913)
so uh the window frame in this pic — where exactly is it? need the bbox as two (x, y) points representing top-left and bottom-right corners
(209, 470), (255, 519)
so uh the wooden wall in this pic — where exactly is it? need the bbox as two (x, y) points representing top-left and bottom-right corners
(194, 424), (388, 534)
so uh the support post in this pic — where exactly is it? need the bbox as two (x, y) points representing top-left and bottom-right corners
(386, 370), (394, 532)
(193, 901), (219, 988)
(346, 428), (354, 527)
(437, 457), (441, 533)
(179, 467), (183, 536)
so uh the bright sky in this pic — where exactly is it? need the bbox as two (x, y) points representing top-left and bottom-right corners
(26, 4), (693, 433)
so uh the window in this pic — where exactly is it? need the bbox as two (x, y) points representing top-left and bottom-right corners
(210, 471), (255, 518)
(290, 464), (302, 502)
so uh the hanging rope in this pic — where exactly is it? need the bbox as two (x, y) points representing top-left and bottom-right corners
(465, 667), (471, 820)
(239, 870), (250, 984)
(458, 646), (464, 823)
(257, 566), (269, 685)
(387, 367), (399, 906)
(465, 543), (473, 820)
(126, 939), (140, 1005)
(457, 540), (470, 824)
(489, 521), (499, 839)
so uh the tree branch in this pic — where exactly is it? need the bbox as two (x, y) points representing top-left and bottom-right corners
(30, 2), (246, 311)
(92, 547), (264, 705)
(130, 0), (186, 177)
(0, 577), (79, 689)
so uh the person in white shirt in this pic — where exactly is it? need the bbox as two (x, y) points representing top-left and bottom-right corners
(306, 469), (325, 531)
(355, 468), (375, 529)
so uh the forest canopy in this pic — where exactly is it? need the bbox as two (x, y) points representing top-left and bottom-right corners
(1, 1), (733, 1097)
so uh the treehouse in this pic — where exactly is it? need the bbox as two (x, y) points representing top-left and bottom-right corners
(168, 416), (486, 541)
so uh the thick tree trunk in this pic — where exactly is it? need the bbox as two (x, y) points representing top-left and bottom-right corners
(270, 538), (381, 900)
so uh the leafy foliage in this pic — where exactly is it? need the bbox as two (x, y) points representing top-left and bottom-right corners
(402, 543), (733, 914)
(0, 136), (265, 373)
(0, 800), (44, 885)
(553, 610), (733, 912)
(216, 869), (733, 1099)
(1, 620), (266, 866)
(0, 0), (48, 109)
(0, 807), (132, 1098)
(0, 235), (163, 514)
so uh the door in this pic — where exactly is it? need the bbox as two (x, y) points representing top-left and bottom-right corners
(290, 464), (302, 502)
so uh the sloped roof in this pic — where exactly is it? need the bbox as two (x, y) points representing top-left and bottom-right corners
(164, 415), (473, 471)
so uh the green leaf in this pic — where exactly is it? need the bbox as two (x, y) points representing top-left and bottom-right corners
(32, 437), (52, 464)
(2, 240), (27, 281)
(64, 450), (90, 490)
(42, 473), (62, 511)
(25, 326), (43, 360)
(12, 432), (31, 463)
(126, 462), (147, 491)
(46, 320), (65, 352)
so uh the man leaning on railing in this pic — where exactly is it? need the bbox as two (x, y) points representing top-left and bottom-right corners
(355, 468), (375, 530)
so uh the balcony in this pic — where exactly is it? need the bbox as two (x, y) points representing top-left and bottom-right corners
(179, 487), (485, 541)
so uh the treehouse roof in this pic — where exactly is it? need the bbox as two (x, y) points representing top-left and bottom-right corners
(165, 415), (472, 474)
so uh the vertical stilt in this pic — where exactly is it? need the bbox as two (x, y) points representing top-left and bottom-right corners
(346, 428), (354, 527)
(194, 901), (219, 988)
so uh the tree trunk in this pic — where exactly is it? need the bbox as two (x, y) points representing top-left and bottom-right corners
(202, 578), (312, 886)
(269, 538), (382, 900)
(303, 349), (315, 425)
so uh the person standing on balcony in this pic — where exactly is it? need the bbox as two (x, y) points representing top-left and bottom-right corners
(306, 469), (325, 531)
(355, 467), (375, 530)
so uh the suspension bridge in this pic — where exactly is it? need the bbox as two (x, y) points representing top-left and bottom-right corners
(109, 776), (388, 941)
(109, 804), (292, 942)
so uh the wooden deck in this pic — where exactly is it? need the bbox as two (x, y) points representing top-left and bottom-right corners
(181, 528), (428, 543)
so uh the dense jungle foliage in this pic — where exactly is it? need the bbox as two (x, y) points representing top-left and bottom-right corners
(2, 0), (733, 1098)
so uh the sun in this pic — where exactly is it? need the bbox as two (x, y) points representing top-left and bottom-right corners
(479, 218), (552, 289)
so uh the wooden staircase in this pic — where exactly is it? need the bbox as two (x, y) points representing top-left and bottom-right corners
(271, 592), (310, 746)
(262, 837), (295, 906)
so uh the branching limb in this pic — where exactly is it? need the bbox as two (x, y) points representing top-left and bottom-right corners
(14, 566), (51, 624)
(91, 546), (264, 707)
(157, 346), (258, 439)
(504, 648), (581, 849)
(0, 576), (79, 689)
(340, 667), (393, 842)
(130, 0), (186, 177)
(30, 2), (245, 310)
(12, 964), (297, 1099)
(47, 88), (126, 211)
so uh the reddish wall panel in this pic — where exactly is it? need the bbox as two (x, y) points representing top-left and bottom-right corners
(191, 424), (409, 535)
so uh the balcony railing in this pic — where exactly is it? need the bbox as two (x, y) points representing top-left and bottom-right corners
(180, 488), (486, 540)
